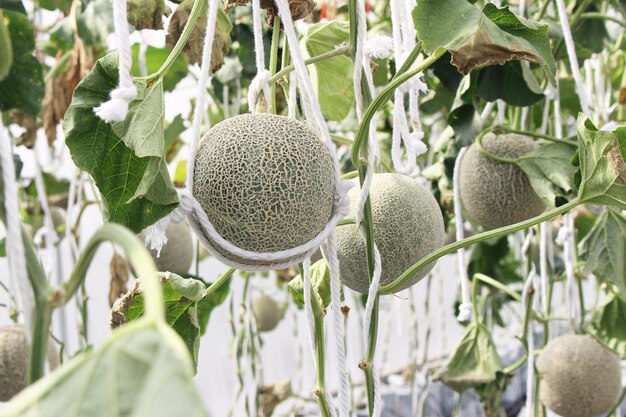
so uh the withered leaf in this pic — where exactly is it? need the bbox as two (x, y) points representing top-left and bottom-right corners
(108, 251), (130, 308)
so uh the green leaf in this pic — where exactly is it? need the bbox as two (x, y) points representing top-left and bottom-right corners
(289, 259), (333, 309)
(131, 44), (188, 92)
(0, 319), (209, 417)
(448, 74), (480, 147)
(588, 292), (626, 357)
(434, 322), (504, 392)
(197, 277), (231, 334)
(576, 115), (626, 209)
(38, 0), (71, 13)
(63, 52), (178, 233)
(24, 173), (70, 199)
(475, 61), (543, 106)
(579, 208), (626, 302)
(516, 142), (577, 207)
(302, 21), (354, 121)
(111, 273), (206, 369)
(0, 0), (25, 13)
(0, 238), (5, 257)
(413, 1), (556, 85)
(0, 12), (12, 82)
(572, 5), (608, 54)
(76, 0), (114, 46)
(467, 237), (521, 286)
(0, 11), (44, 116)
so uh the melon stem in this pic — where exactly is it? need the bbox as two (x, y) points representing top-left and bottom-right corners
(380, 198), (582, 294)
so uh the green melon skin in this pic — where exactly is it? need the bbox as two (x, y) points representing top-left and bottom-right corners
(333, 173), (445, 294)
(537, 334), (622, 417)
(0, 324), (58, 401)
(252, 295), (284, 332)
(138, 221), (194, 274)
(192, 113), (336, 267)
(459, 133), (546, 230)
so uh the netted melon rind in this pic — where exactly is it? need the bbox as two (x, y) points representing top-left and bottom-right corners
(459, 133), (546, 230)
(192, 113), (336, 267)
(138, 221), (194, 274)
(333, 173), (445, 294)
(0, 324), (58, 401)
(537, 334), (622, 417)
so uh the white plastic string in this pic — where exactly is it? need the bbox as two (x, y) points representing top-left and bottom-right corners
(452, 147), (472, 322)
(539, 222), (549, 315)
(521, 267), (538, 417)
(0, 118), (33, 335)
(389, 0), (427, 177)
(287, 72), (297, 118)
(93, 0), (137, 122)
(246, 0), (271, 111)
(554, 0), (590, 115)
(354, 0), (383, 415)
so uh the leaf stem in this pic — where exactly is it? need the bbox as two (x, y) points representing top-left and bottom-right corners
(269, 16), (281, 113)
(380, 198), (582, 294)
(310, 275), (332, 417)
(136, 0), (205, 82)
(580, 12), (626, 28)
(267, 45), (350, 85)
(60, 224), (162, 320)
(204, 267), (235, 298)
(494, 126), (578, 147)
(351, 48), (446, 166)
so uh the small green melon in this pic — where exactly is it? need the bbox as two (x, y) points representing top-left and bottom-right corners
(0, 324), (58, 401)
(333, 173), (445, 294)
(192, 113), (336, 267)
(252, 295), (284, 332)
(138, 221), (194, 274)
(537, 334), (622, 417)
(459, 133), (546, 229)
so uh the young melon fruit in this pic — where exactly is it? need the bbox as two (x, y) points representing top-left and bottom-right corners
(459, 133), (546, 229)
(252, 294), (284, 332)
(0, 324), (58, 401)
(138, 221), (194, 274)
(192, 113), (336, 267)
(537, 334), (622, 417)
(333, 173), (445, 294)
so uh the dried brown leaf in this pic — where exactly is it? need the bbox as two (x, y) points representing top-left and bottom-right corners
(108, 252), (130, 307)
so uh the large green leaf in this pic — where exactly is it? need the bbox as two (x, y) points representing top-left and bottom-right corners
(588, 292), (626, 357)
(0, 320), (209, 417)
(579, 208), (626, 301)
(63, 52), (178, 233)
(302, 21), (354, 121)
(576, 115), (626, 209)
(448, 74), (480, 146)
(516, 142), (577, 207)
(413, 1), (556, 85)
(434, 322), (504, 392)
(111, 273), (205, 368)
(475, 61), (543, 106)
(0, 11), (44, 116)
(0, 0), (25, 13)
(197, 277), (230, 334)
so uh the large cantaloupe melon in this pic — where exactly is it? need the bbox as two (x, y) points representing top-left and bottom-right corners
(192, 113), (336, 267)
(333, 173), (444, 293)
(459, 133), (546, 229)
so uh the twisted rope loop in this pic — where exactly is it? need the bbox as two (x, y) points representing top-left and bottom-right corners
(94, 0), (137, 122)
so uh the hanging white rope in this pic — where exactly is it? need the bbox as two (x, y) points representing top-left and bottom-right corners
(0, 118), (33, 336)
(353, 0), (383, 415)
(554, 0), (590, 115)
(452, 147), (472, 322)
(539, 222), (549, 315)
(389, 0), (427, 177)
(521, 266), (538, 417)
(93, 0), (137, 122)
(246, 0), (271, 111)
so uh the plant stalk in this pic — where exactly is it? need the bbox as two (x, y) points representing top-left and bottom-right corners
(268, 45), (350, 85)
(381, 198), (582, 294)
(269, 16), (281, 113)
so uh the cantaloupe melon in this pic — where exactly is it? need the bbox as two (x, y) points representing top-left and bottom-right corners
(459, 133), (545, 229)
(138, 221), (194, 274)
(252, 295), (284, 332)
(0, 324), (58, 401)
(333, 173), (444, 293)
(192, 113), (336, 267)
(537, 334), (622, 417)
